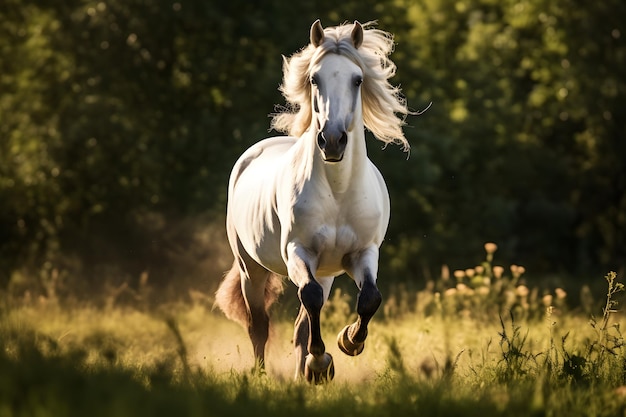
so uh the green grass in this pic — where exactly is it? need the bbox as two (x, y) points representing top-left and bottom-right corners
(2, 271), (626, 416)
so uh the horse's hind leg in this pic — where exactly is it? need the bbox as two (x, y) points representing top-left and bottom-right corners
(242, 277), (270, 367)
(293, 304), (309, 376)
(216, 244), (282, 370)
(239, 253), (282, 369)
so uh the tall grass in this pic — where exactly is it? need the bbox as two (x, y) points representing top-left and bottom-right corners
(1, 246), (626, 416)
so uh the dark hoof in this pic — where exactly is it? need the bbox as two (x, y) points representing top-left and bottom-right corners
(337, 325), (365, 356)
(304, 353), (335, 384)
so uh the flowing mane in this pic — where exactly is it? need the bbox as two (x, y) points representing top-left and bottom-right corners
(271, 21), (410, 151)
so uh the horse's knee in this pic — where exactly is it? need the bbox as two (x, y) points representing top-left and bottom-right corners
(298, 280), (324, 312)
(357, 279), (382, 318)
(298, 281), (326, 357)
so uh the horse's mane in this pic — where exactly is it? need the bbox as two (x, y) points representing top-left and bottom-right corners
(271, 21), (411, 151)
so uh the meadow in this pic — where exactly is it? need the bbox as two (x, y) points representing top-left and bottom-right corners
(2, 248), (626, 417)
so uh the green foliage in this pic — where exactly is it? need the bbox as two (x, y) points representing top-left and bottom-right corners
(486, 271), (626, 389)
(1, 0), (625, 290)
(497, 313), (539, 382)
(380, 0), (626, 278)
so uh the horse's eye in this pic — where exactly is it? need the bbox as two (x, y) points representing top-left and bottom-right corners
(355, 77), (363, 87)
(311, 76), (318, 86)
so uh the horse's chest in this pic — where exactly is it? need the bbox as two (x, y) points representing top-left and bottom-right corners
(308, 218), (375, 276)
(293, 197), (382, 253)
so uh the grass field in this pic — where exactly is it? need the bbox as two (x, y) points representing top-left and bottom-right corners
(2, 268), (626, 417)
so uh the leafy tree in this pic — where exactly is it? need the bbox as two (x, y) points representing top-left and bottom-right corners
(379, 0), (626, 279)
(0, 0), (624, 294)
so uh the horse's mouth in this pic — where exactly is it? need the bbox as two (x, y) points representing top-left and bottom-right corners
(321, 149), (345, 163)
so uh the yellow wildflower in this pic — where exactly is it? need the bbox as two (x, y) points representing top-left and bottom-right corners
(484, 242), (498, 254)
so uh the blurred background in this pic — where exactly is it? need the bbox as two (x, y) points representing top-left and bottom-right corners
(1, 0), (624, 300)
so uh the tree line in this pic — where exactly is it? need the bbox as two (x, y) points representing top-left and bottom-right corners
(1, 0), (624, 295)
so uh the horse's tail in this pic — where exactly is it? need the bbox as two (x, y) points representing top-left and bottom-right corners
(214, 261), (248, 326)
(214, 260), (284, 327)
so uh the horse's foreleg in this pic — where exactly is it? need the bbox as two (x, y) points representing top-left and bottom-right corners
(298, 280), (325, 356)
(338, 271), (382, 355)
(339, 247), (382, 356)
(297, 278), (335, 383)
(287, 245), (335, 383)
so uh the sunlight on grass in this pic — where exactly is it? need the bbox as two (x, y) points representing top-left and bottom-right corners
(2, 247), (626, 416)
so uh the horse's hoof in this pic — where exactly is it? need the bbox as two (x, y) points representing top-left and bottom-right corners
(304, 353), (335, 384)
(337, 325), (365, 356)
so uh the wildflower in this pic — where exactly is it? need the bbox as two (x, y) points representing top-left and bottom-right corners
(441, 264), (450, 282)
(453, 270), (465, 281)
(476, 286), (490, 296)
(511, 264), (526, 281)
(457, 283), (473, 295)
(465, 268), (476, 278)
(484, 242), (498, 254)
(475, 265), (485, 275)
(516, 285), (530, 298)
(555, 288), (567, 299)
(504, 290), (516, 305)
(444, 287), (457, 297)
(493, 266), (504, 279)
(542, 294), (553, 307)
(433, 292), (442, 311)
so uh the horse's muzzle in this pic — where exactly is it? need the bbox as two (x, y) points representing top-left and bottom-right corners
(317, 130), (347, 162)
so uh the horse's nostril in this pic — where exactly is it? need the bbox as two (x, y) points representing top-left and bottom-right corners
(339, 132), (348, 146)
(317, 132), (326, 149)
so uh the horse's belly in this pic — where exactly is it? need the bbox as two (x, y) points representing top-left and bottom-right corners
(252, 239), (289, 276)
(230, 200), (288, 276)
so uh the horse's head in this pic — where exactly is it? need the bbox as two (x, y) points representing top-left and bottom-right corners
(271, 21), (412, 154)
(308, 20), (364, 163)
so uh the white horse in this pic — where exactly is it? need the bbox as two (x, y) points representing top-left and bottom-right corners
(215, 20), (413, 383)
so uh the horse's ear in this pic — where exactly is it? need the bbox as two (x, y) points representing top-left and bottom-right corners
(351, 21), (363, 49)
(310, 19), (324, 47)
